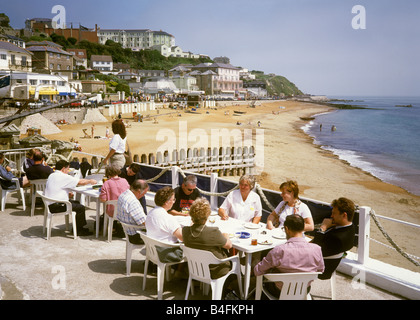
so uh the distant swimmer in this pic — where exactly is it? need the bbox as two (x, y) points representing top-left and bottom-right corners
(331, 125), (336, 131)
(320, 124), (322, 131)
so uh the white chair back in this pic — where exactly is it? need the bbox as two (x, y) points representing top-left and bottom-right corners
(29, 179), (48, 217)
(255, 272), (321, 300)
(37, 190), (77, 240)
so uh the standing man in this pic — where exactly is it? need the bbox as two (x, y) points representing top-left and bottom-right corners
(254, 214), (324, 296)
(311, 197), (356, 279)
(117, 179), (149, 244)
(44, 160), (97, 236)
(169, 175), (201, 216)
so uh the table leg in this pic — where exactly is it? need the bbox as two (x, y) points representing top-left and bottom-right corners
(243, 252), (252, 299)
(95, 199), (101, 238)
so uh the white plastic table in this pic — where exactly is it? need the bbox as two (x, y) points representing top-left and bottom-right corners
(176, 214), (288, 299)
(71, 185), (103, 238)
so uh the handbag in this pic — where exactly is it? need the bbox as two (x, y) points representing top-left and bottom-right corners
(124, 142), (133, 165)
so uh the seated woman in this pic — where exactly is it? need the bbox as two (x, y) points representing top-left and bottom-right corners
(182, 197), (232, 279)
(218, 174), (262, 224)
(266, 180), (314, 232)
(145, 186), (183, 263)
(100, 165), (130, 216)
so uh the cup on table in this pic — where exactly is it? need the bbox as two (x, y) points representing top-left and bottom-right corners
(102, 177), (108, 184)
(251, 230), (258, 245)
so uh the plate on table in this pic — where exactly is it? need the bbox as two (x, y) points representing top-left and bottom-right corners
(244, 222), (261, 229)
(210, 211), (218, 216)
(235, 231), (251, 239)
(258, 239), (273, 245)
(271, 229), (286, 239)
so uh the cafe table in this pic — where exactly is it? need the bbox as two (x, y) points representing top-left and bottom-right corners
(71, 184), (103, 238)
(176, 213), (289, 299)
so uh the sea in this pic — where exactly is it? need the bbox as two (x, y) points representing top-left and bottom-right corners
(303, 96), (420, 196)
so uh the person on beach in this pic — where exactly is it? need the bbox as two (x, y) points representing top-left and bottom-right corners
(266, 180), (314, 232)
(311, 197), (356, 279)
(182, 197), (232, 279)
(44, 160), (97, 236)
(169, 175), (201, 216)
(218, 174), (262, 224)
(254, 214), (324, 297)
(22, 148), (36, 173)
(102, 119), (127, 170)
(117, 179), (149, 244)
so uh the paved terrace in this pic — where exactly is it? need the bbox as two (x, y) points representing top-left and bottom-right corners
(0, 193), (403, 301)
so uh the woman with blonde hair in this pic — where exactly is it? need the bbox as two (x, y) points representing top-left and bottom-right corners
(183, 197), (232, 279)
(218, 174), (262, 223)
(266, 180), (314, 231)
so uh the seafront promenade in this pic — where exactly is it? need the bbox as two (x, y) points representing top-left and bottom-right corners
(0, 191), (402, 301)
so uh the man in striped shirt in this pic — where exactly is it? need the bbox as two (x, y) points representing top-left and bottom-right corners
(117, 179), (149, 244)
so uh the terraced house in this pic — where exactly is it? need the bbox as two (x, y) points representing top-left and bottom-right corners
(97, 29), (175, 51)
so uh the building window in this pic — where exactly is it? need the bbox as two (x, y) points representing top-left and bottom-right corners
(0, 54), (6, 60)
(57, 64), (61, 70)
(21, 56), (27, 67)
(30, 79), (37, 85)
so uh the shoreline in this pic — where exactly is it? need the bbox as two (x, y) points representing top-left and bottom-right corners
(296, 105), (417, 197)
(43, 100), (420, 273)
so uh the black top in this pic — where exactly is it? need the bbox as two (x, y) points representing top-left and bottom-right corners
(170, 186), (201, 212)
(25, 164), (53, 180)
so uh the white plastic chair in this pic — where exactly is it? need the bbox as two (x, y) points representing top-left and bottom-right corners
(37, 191), (77, 240)
(139, 232), (185, 300)
(28, 179), (48, 217)
(323, 252), (345, 300)
(119, 221), (145, 276)
(0, 177), (26, 212)
(255, 272), (321, 300)
(181, 245), (243, 300)
(103, 199), (118, 242)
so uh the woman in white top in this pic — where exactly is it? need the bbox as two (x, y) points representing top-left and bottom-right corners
(145, 186), (183, 243)
(103, 120), (127, 170)
(218, 175), (262, 224)
(266, 180), (314, 231)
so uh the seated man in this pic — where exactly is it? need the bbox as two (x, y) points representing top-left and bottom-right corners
(169, 175), (201, 216)
(116, 179), (149, 244)
(25, 149), (53, 180)
(44, 160), (97, 236)
(80, 157), (92, 178)
(0, 152), (29, 189)
(254, 215), (324, 296)
(119, 163), (147, 214)
(311, 197), (356, 279)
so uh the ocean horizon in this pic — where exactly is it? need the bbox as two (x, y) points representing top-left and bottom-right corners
(303, 96), (420, 196)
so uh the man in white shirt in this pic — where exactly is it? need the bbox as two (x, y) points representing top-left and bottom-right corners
(45, 160), (97, 236)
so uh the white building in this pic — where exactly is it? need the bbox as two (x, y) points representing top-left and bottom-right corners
(0, 71), (75, 101)
(90, 55), (113, 73)
(97, 29), (175, 51)
(0, 40), (33, 73)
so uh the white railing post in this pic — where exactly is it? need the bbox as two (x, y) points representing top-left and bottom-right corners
(210, 172), (218, 211)
(357, 206), (371, 265)
(171, 165), (179, 189)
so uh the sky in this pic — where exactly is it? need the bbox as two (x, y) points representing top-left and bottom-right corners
(2, 0), (420, 97)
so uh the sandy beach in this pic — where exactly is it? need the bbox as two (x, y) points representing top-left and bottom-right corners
(45, 100), (420, 273)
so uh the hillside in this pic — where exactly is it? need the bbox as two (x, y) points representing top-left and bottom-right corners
(251, 71), (304, 97)
(24, 33), (305, 96)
